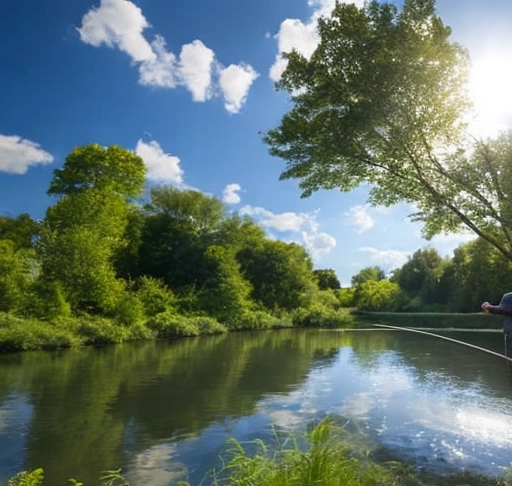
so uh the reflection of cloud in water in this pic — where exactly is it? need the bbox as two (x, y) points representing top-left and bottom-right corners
(126, 443), (188, 486)
(267, 409), (304, 428)
(256, 351), (512, 476)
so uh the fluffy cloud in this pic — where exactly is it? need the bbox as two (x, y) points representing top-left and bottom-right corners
(302, 231), (336, 259)
(79, 0), (258, 113)
(222, 183), (242, 204)
(0, 134), (53, 174)
(78, 0), (155, 62)
(239, 205), (336, 260)
(178, 40), (215, 102)
(270, 0), (364, 81)
(346, 205), (374, 234)
(135, 139), (184, 185)
(218, 63), (259, 114)
(359, 247), (409, 273)
(240, 205), (315, 232)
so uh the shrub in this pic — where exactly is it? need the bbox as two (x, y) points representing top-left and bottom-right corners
(292, 303), (354, 328)
(147, 311), (201, 338)
(133, 276), (176, 317)
(0, 313), (82, 352)
(187, 316), (227, 335)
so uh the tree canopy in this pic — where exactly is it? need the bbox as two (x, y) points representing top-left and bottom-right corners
(263, 0), (512, 261)
(48, 144), (147, 198)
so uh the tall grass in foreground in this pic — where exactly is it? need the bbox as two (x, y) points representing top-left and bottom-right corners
(204, 418), (402, 486)
(4, 419), (511, 486)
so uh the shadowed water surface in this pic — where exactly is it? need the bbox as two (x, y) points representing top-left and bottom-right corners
(1, 328), (512, 485)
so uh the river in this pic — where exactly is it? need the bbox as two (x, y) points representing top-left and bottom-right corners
(1, 327), (512, 485)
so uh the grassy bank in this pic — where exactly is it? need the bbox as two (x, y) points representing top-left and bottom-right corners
(0, 306), (354, 353)
(353, 311), (502, 329)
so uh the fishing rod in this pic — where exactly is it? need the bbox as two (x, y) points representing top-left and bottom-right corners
(373, 323), (512, 362)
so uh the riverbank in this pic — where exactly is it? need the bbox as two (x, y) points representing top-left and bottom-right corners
(353, 311), (501, 329)
(0, 306), (354, 353)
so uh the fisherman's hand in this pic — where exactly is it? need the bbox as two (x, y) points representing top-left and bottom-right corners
(481, 302), (491, 311)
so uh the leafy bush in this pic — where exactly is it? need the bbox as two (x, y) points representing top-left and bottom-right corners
(2, 468), (44, 486)
(187, 316), (227, 335)
(110, 292), (146, 326)
(292, 303), (354, 328)
(0, 313), (82, 352)
(76, 316), (138, 344)
(225, 309), (280, 331)
(133, 276), (176, 317)
(147, 311), (201, 337)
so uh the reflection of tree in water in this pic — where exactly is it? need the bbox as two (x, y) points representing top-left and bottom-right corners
(0, 329), (350, 485)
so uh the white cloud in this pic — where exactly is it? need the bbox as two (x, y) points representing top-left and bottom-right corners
(346, 205), (374, 234)
(222, 183), (242, 204)
(219, 63), (259, 114)
(138, 35), (178, 88)
(240, 205), (315, 232)
(302, 231), (336, 259)
(0, 134), (53, 174)
(178, 40), (215, 102)
(269, 0), (364, 81)
(78, 0), (155, 62)
(79, 0), (258, 113)
(359, 247), (409, 273)
(239, 205), (335, 259)
(135, 139), (184, 185)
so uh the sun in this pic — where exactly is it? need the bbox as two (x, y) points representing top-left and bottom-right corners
(468, 55), (512, 137)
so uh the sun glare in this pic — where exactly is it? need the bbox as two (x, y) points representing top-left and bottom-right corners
(469, 56), (512, 138)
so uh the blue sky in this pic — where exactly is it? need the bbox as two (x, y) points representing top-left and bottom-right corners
(1, 0), (512, 286)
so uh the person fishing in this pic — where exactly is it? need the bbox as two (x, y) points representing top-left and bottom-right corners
(481, 292), (512, 358)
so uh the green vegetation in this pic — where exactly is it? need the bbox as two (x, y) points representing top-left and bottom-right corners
(0, 144), (354, 353)
(264, 0), (512, 263)
(4, 419), (509, 486)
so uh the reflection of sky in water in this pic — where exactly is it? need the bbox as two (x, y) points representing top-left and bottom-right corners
(0, 394), (32, 481)
(126, 345), (512, 483)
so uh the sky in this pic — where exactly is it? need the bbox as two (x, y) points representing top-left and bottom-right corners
(1, 0), (512, 286)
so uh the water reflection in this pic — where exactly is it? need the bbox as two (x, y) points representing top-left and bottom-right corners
(1, 329), (512, 485)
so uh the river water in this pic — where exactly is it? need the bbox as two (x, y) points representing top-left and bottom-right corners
(1, 328), (512, 485)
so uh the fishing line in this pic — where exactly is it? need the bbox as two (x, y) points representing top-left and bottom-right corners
(373, 323), (512, 362)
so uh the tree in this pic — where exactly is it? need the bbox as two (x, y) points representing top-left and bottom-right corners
(313, 269), (341, 290)
(264, 1), (512, 260)
(198, 245), (253, 323)
(353, 280), (404, 311)
(237, 240), (316, 310)
(47, 144), (146, 198)
(0, 214), (39, 250)
(351, 266), (386, 286)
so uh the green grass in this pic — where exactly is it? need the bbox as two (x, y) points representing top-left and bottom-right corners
(353, 311), (501, 329)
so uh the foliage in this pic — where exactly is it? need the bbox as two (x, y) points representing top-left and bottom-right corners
(337, 287), (356, 308)
(0, 240), (38, 314)
(199, 245), (254, 324)
(213, 418), (399, 486)
(351, 266), (386, 286)
(353, 280), (404, 312)
(0, 313), (82, 352)
(0, 213), (39, 250)
(47, 144), (146, 198)
(133, 276), (176, 317)
(147, 311), (226, 338)
(313, 269), (341, 290)
(292, 303), (354, 328)
(237, 240), (316, 311)
(263, 0), (512, 260)
(2, 468), (44, 486)
(146, 186), (226, 231)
